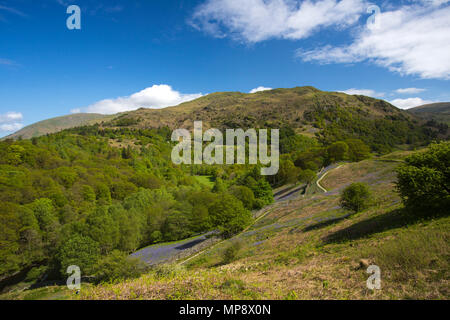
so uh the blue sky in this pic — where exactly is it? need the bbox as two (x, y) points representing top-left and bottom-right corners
(1, 0), (449, 136)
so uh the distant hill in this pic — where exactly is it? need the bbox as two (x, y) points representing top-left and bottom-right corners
(408, 102), (450, 125)
(104, 86), (413, 130)
(5, 113), (115, 140)
(100, 86), (432, 151)
(6, 86), (436, 148)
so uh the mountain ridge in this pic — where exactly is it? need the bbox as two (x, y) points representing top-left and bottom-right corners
(4, 113), (115, 140)
(408, 102), (450, 126)
(7, 87), (436, 148)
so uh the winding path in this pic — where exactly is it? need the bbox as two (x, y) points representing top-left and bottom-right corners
(316, 164), (343, 193)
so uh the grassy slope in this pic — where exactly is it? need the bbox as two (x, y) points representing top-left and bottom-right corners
(67, 151), (448, 300)
(103, 87), (416, 131)
(408, 102), (450, 125)
(3, 150), (447, 300)
(5, 113), (115, 140)
(6, 86), (425, 140)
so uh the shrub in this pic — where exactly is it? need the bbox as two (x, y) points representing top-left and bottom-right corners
(327, 141), (348, 162)
(57, 234), (100, 276)
(396, 141), (449, 216)
(222, 240), (243, 264)
(25, 266), (48, 282)
(228, 185), (255, 210)
(298, 169), (316, 184)
(150, 230), (163, 243)
(345, 139), (371, 162)
(210, 194), (253, 238)
(93, 250), (146, 283)
(81, 185), (96, 202)
(252, 198), (266, 210)
(340, 183), (373, 213)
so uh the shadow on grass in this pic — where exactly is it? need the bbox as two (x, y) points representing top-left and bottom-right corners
(303, 214), (351, 232)
(175, 238), (206, 250)
(29, 280), (65, 290)
(324, 208), (425, 244)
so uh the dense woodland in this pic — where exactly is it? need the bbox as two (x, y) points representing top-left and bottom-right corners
(0, 117), (438, 283)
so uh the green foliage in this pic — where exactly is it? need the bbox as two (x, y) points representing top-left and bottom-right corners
(396, 141), (450, 216)
(5, 145), (26, 165)
(0, 202), (21, 275)
(86, 206), (120, 254)
(279, 127), (317, 154)
(327, 141), (348, 162)
(294, 148), (325, 171)
(210, 194), (253, 238)
(345, 139), (371, 162)
(212, 177), (226, 193)
(298, 169), (316, 184)
(25, 266), (48, 282)
(222, 240), (243, 264)
(247, 177), (274, 207)
(130, 172), (162, 189)
(228, 185), (255, 210)
(57, 234), (100, 276)
(29, 198), (57, 232)
(110, 181), (138, 200)
(267, 159), (300, 187)
(304, 101), (432, 152)
(81, 185), (96, 202)
(340, 183), (373, 213)
(92, 250), (146, 284)
(54, 167), (78, 188)
(150, 231), (163, 243)
(161, 211), (192, 241)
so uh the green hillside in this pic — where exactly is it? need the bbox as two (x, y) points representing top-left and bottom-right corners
(409, 102), (450, 114)
(3, 147), (448, 300)
(408, 102), (450, 126)
(0, 86), (447, 300)
(5, 113), (115, 140)
(99, 86), (437, 153)
(77, 152), (448, 300)
(7, 87), (441, 150)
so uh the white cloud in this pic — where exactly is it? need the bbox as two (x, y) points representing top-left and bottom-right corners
(250, 86), (272, 93)
(338, 88), (384, 97)
(0, 112), (24, 133)
(73, 85), (203, 115)
(414, 0), (450, 6)
(0, 112), (23, 123)
(0, 123), (24, 132)
(390, 97), (434, 109)
(395, 88), (426, 94)
(190, 0), (366, 43)
(298, 3), (450, 79)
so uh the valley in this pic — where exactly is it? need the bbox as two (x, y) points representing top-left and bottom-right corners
(2, 149), (448, 300)
(0, 87), (448, 301)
